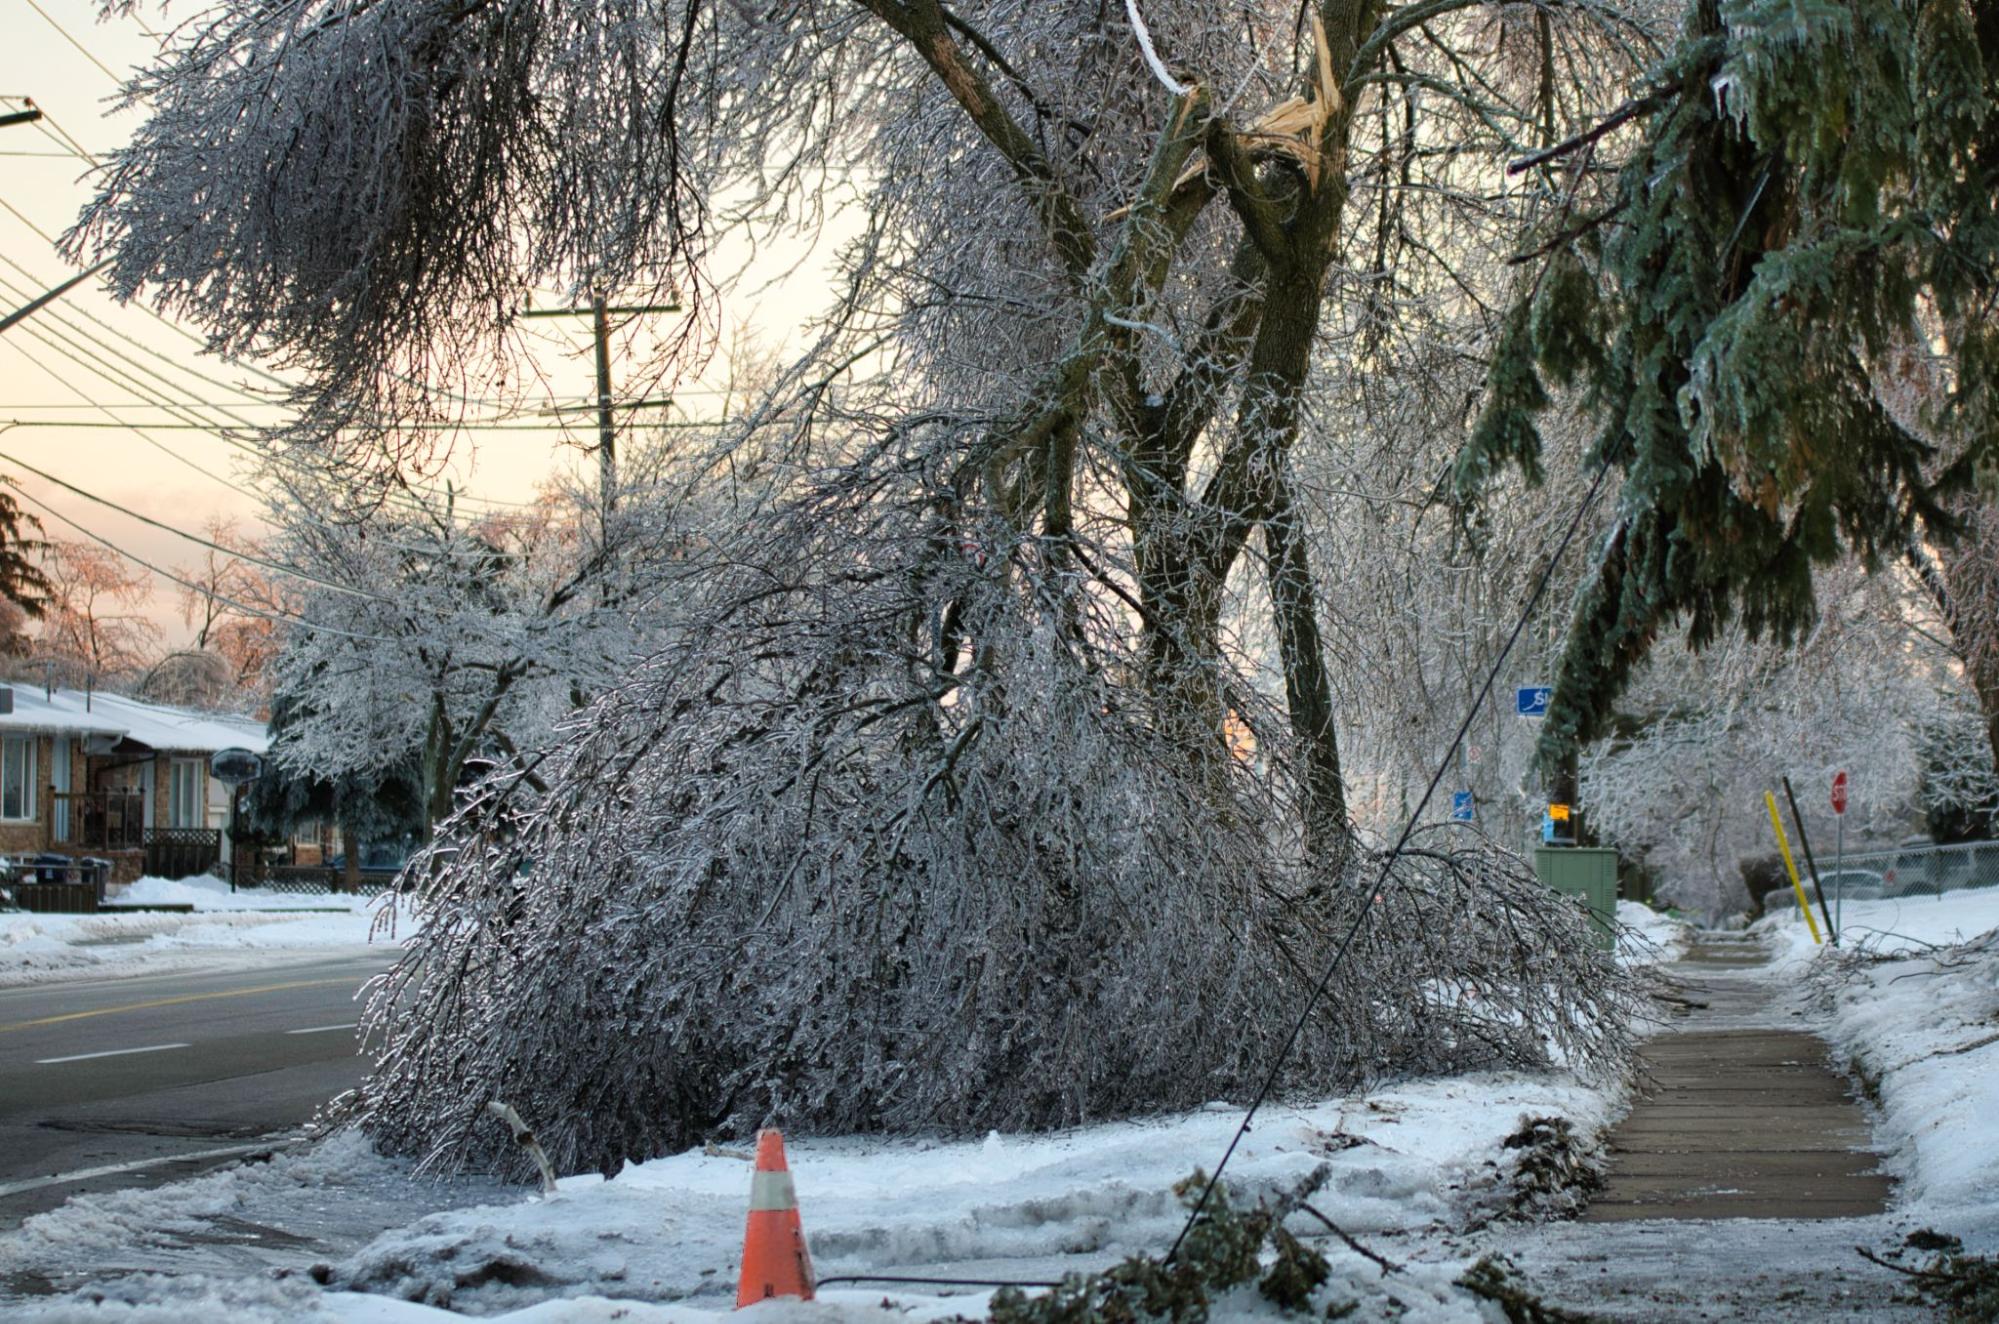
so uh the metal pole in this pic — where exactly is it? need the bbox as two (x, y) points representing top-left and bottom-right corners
(1834, 811), (1844, 934)
(1781, 775), (1838, 945)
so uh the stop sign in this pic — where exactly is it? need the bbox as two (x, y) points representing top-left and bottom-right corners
(1831, 770), (1849, 815)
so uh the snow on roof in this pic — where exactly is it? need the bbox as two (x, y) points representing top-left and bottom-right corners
(0, 685), (268, 754)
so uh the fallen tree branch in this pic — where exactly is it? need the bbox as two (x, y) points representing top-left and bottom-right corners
(1295, 1200), (1404, 1276)
(485, 1100), (558, 1194)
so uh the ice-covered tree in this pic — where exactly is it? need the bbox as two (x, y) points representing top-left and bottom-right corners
(174, 516), (282, 699)
(1458, 0), (1999, 787)
(1578, 562), (1989, 912)
(258, 481), (646, 830)
(78, 0), (1657, 1175)
(0, 481), (48, 633)
(34, 538), (161, 686)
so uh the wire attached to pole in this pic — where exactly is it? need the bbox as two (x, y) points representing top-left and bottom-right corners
(1164, 457), (1616, 1264)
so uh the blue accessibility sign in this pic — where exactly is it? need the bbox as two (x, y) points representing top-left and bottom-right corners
(1516, 686), (1553, 717)
(1450, 790), (1476, 822)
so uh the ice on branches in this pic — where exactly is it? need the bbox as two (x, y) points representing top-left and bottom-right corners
(353, 443), (1638, 1181)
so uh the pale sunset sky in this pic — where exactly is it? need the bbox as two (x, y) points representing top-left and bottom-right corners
(0, 0), (834, 644)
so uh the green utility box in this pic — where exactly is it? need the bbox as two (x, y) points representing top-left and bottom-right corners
(1534, 847), (1618, 951)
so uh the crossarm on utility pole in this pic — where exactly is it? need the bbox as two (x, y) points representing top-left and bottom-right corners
(0, 260), (111, 336)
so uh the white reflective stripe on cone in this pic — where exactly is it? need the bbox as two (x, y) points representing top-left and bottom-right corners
(749, 1169), (798, 1212)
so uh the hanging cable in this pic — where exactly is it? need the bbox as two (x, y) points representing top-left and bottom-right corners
(1163, 457), (1617, 1265)
(18, 0), (125, 84)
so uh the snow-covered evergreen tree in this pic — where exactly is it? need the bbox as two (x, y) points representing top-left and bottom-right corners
(1460, 0), (1999, 781)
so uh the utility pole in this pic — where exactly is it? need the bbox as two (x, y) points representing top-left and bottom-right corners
(591, 291), (616, 528)
(521, 291), (680, 589)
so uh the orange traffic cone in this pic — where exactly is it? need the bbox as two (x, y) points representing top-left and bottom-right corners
(735, 1129), (815, 1308)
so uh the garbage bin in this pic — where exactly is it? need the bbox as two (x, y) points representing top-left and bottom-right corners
(1534, 847), (1618, 950)
(31, 852), (74, 883)
(81, 857), (112, 901)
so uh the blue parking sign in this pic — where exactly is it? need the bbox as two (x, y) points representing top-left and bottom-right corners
(1516, 686), (1552, 717)
(1451, 790), (1475, 822)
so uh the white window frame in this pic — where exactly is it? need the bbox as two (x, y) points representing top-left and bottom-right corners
(169, 758), (204, 829)
(1, 734), (36, 823)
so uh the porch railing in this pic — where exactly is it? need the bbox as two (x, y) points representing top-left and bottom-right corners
(50, 790), (145, 852)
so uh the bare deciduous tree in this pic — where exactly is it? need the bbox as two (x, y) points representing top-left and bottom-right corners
(35, 539), (161, 685)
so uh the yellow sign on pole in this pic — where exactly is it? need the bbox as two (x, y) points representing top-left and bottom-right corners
(1764, 790), (1823, 945)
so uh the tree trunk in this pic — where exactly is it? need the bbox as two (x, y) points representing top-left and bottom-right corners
(1264, 478), (1347, 850)
(1937, 505), (1999, 776)
(341, 823), (361, 894)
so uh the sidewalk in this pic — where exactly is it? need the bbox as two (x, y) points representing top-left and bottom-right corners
(1470, 929), (1926, 1321)
(1585, 931), (1894, 1221)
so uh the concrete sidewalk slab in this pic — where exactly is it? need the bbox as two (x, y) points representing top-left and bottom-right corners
(1582, 936), (1893, 1223)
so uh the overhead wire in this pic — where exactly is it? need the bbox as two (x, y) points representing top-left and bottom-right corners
(0, 94), (714, 524)
(10, 486), (402, 645)
(0, 278), (535, 539)
(0, 415), (721, 436)
(1162, 456), (1618, 1266)
(0, 232), (554, 455)
(0, 445), (394, 603)
(18, 0), (125, 85)
(0, 285), (269, 498)
(0, 247), (277, 407)
(0, 269), (271, 430)
(0, 276), (547, 516)
(0, 197), (552, 515)
(29, 109), (100, 166)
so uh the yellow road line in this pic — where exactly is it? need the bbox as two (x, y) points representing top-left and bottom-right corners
(0, 977), (365, 1034)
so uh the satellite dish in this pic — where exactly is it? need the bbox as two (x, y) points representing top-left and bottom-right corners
(82, 733), (122, 756)
(210, 747), (265, 786)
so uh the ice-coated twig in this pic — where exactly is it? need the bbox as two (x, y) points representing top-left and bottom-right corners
(1125, 0), (1191, 96)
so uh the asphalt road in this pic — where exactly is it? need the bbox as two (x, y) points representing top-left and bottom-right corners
(0, 952), (396, 1231)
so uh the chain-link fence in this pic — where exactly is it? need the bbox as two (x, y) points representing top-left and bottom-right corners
(1813, 838), (1999, 903)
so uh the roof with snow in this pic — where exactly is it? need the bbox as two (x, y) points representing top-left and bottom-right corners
(0, 685), (268, 755)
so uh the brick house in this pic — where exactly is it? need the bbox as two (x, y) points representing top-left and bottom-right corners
(0, 684), (268, 883)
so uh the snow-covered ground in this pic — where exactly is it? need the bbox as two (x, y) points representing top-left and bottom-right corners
(0, 875), (404, 987)
(1757, 882), (1999, 965)
(7, 892), (1991, 1323)
(1, 1071), (1622, 1322)
(1755, 884), (1999, 1235)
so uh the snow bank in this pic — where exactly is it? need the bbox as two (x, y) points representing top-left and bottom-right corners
(1614, 900), (1690, 967)
(314, 1072), (1613, 1315)
(109, 874), (379, 911)
(1755, 882), (1999, 969)
(1748, 886), (1999, 1230)
(4, 1073), (1620, 1323)
(0, 880), (409, 987)
(1808, 937), (1999, 1228)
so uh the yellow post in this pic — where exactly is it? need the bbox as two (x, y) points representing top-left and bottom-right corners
(1764, 790), (1823, 944)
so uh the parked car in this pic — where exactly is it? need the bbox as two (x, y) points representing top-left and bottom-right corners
(1815, 867), (1888, 901)
(325, 842), (413, 874)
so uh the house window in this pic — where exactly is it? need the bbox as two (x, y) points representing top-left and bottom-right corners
(1, 735), (35, 822)
(169, 759), (205, 829)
